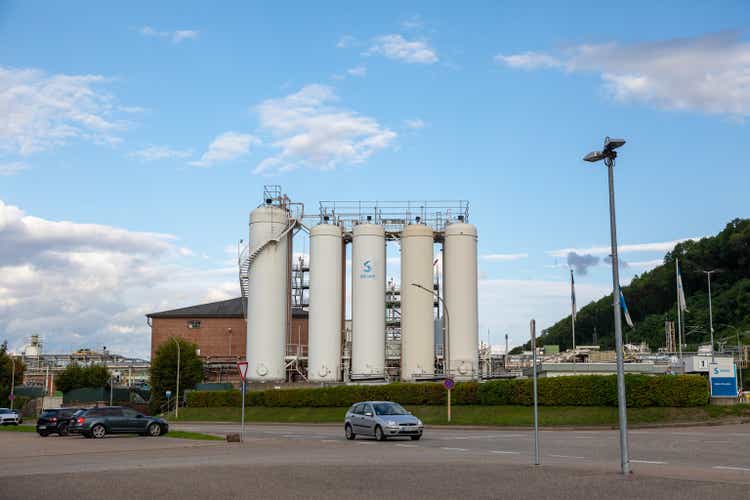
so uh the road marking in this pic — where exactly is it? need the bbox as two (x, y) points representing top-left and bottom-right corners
(395, 444), (418, 448)
(320, 439), (338, 443)
(713, 466), (750, 472)
(631, 460), (667, 465)
(282, 435), (306, 438)
(490, 450), (520, 455)
(441, 447), (468, 452)
(704, 440), (731, 444)
(574, 436), (592, 439)
(549, 454), (585, 459)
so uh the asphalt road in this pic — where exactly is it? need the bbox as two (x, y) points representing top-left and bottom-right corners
(1, 423), (749, 499)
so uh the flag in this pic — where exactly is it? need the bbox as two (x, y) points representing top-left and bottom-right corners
(676, 259), (689, 312)
(620, 290), (635, 329)
(570, 269), (577, 322)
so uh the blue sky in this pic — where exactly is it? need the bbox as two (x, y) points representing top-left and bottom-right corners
(1, 2), (748, 358)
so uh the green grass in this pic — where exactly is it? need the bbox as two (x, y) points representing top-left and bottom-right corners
(164, 430), (224, 441)
(170, 404), (750, 427)
(0, 424), (37, 432)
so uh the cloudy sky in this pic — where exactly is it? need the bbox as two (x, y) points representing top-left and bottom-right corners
(1, 2), (748, 358)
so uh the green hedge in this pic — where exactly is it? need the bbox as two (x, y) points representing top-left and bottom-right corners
(185, 375), (708, 409)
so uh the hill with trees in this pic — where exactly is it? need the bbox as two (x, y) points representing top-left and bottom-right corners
(527, 218), (750, 355)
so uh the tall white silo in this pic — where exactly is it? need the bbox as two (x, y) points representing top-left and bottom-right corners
(246, 204), (291, 382)
(308, 223), (343, 382)
(443, 220), (478, 380)
(351, 222), (386, 378)
(400, 223), (435, 381)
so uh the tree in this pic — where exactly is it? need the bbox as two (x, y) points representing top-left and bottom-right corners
(0, 341), (26, 403)
(56, 363), (110, 393)
(149, 337), (203, 414)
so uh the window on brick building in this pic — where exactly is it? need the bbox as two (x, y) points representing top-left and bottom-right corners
(187, 320), (201, 329)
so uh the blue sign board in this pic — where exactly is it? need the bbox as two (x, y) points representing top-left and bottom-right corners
(709, 362), (738, 398)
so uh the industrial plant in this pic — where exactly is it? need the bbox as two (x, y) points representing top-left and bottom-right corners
(239, 185), (479, 384)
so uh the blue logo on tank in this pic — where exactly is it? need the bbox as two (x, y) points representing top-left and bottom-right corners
(359, 259), (375, 279)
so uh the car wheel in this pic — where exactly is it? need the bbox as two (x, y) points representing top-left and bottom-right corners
(38, 431), (49, 437)
(91, 424), (106, 439)
(58, 423), (69, 436)
(147, 423), (162, 437)
(410, 435), (422, 441)
(345, 424), (356, 440)
(374, 425), (386, 441)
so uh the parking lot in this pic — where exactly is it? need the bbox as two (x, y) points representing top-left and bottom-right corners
(1, 423), (750, 499)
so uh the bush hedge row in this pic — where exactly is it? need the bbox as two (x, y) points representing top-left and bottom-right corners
(185, 374), (709, 409)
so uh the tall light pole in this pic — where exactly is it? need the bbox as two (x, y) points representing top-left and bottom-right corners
(584, 136), (630, 475)
(411, 282), (450, 378)
(171, 337), (181, 418)
(9, 356), (15, 411)
(702, 270), (720, 362)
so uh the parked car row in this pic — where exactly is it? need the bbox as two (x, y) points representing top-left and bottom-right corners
(36, 406), (168, 439)
(0, 407), (23, 425)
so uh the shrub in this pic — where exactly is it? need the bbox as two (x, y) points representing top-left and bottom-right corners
(184, 375), (709, 409)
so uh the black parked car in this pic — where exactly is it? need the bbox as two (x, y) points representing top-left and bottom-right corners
(68, 406), (169, 439)
(36, 407), (83, 436)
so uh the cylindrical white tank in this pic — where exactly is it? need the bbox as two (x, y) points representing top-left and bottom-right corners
(400, 223), (435, 380)
(246, 205), (290, 381)
(351, 223), (386, 378)
(443, 221), (478, 380)
(308, 223), (343, 382)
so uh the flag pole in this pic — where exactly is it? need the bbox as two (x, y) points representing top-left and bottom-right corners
(571, 269), (576, 352)
(676, 258), (683, 363)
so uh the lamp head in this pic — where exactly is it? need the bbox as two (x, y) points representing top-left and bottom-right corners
(603, 137), (626, 152)
(583, 151), (605, 162)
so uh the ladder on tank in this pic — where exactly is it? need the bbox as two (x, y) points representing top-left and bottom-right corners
(238, 218), (298, 299)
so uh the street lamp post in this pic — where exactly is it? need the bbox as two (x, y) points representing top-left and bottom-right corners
(9, 357), (15, 411)
(410, 282), (450, 378)
(171, 337), (181, 419)
(702, 270), (720, 362)
(584, 136), (630, 475)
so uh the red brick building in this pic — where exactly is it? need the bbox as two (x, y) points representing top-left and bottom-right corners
(147, 297), (308, 382)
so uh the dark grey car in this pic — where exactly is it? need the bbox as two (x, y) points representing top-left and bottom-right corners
(344, 401), (424, 441)
(68, 406), (168, 439)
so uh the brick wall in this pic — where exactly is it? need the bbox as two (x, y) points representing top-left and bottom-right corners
(150, 316), (309, 361)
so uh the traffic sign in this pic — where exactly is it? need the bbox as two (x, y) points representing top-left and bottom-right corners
(8, 394), (15, 401)
(165, 390), (172, 399)
(443, 378), (455, 390)
(237, 361), (249, 381)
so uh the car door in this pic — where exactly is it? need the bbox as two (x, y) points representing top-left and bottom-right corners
(351, 404), (366, 433)
(122, 408), (148, 433)
(362, 404), (376, 435)
(104, 408), (126, 432)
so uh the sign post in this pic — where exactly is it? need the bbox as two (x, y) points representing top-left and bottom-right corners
(165, 390), (172, 414)
(531, 319), (540, 466)
(237, 361), (249, 442)
(443, 378), (454, 423)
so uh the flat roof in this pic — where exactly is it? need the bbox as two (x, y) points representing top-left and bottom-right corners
(147, 297), (308, 319)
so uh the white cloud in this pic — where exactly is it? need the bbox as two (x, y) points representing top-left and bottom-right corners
(189, 132), (259, 167)
(547, 238), (696, 258)
(366, 34), (438, 64)
(140, 26), (199, 44)
(404, 118), (426, 129)
(129, 145), (192, 161)
(347, 66), (367, 77)
(337, 35), (355, 48)
(0, 200), (236, 358)
(0, 162), (29, 176)
(253, 84), (396, 174)
(480, 253), (528, 262)
(496, 31), (750, 118)
(0, 66), (129, 155)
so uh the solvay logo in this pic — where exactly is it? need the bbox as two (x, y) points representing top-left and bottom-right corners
(359, 259), (375, 279)
(713, 367), (720, 375)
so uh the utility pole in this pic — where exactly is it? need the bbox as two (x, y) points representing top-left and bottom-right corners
(702, 270), (719, 362)
(9, 357), (15, 411)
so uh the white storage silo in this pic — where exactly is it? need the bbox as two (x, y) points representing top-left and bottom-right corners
(351, 222), (386, 378)
(246, 204), (291, 382)
(308, 223), (343, 382)
(400, 223), (435, 380)
(443, 220), (478, 380)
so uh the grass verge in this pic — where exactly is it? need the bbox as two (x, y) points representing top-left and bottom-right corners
(0, 424), (37, 432)
(170, 404), (750, 427)
(164, 430), (224, 441)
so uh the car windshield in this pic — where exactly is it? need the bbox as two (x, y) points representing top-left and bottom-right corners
(373, 403), (409, 416)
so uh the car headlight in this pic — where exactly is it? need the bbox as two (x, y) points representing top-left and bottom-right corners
(416, 419), (423, 426)
(387, 420), (398, 427)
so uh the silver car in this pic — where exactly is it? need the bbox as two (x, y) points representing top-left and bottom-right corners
(344, 401), (424, 441)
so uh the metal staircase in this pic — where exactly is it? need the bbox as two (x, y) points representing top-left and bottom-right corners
(238, 219), (297, 298)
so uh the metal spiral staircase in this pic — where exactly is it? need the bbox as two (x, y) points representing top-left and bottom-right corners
(238, 218), (298, 298)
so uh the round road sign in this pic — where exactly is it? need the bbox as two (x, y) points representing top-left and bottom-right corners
(443, 378), (455, 390)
